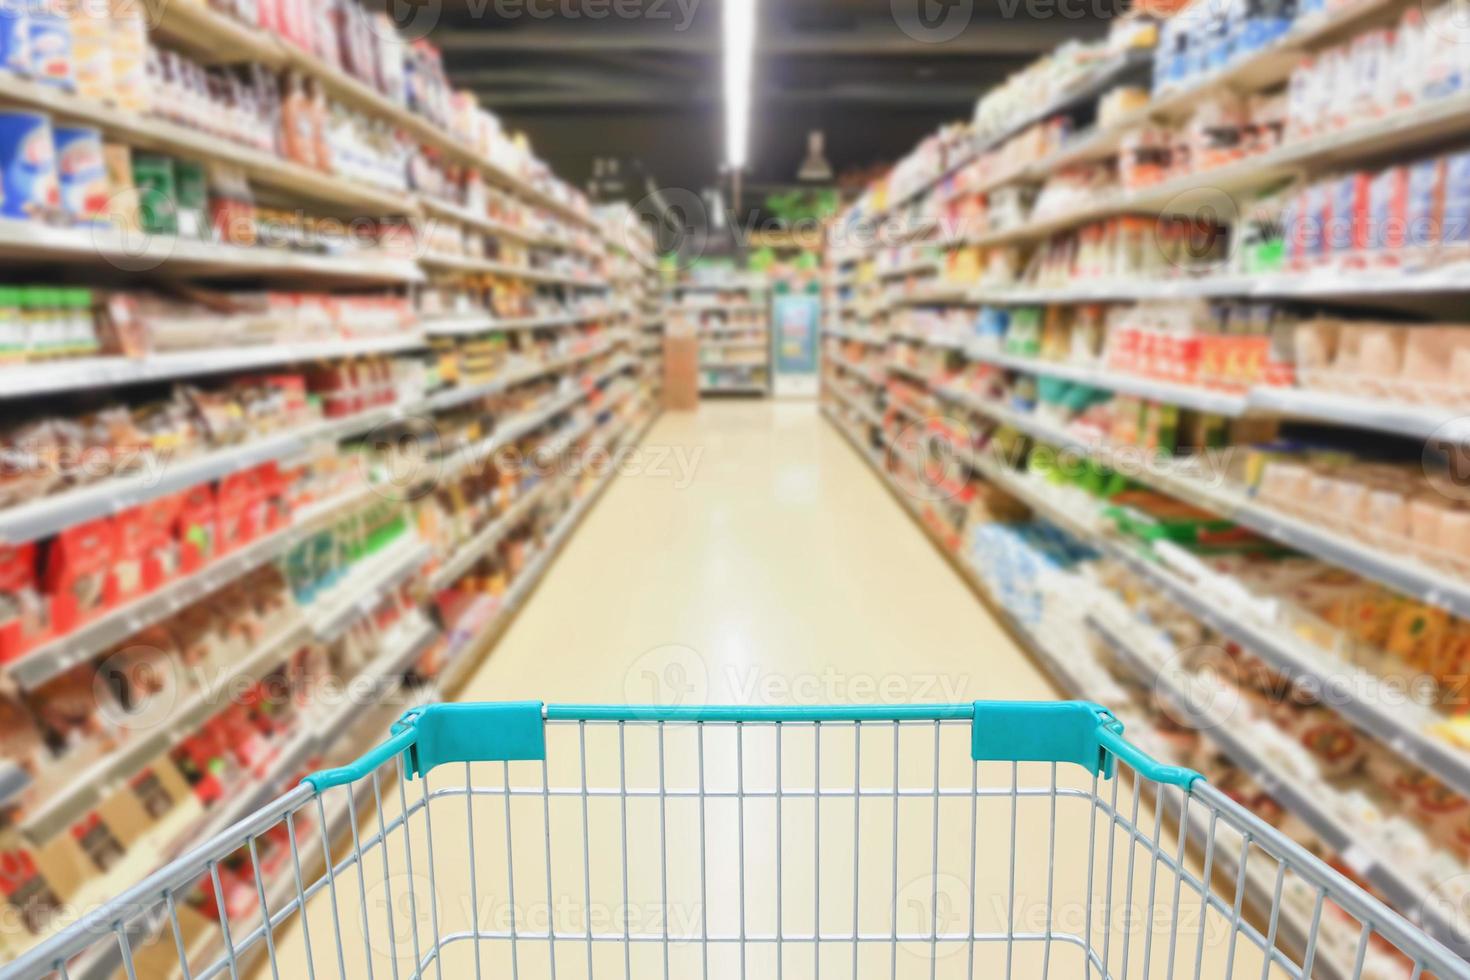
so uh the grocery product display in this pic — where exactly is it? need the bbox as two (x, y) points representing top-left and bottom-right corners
(823, 0), (1470, 964)
(12, 1), (1470, 978)
(0, 4), (665, 970)
(669, 268), (772, 395)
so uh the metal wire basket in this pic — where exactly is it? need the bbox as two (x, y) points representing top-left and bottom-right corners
(5, 701), (1468, 980)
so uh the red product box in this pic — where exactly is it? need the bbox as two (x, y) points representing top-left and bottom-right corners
(175, 485), (218, 574)
(43, 519), (118, 635)
(111, 506), (163, 603)
(0, 543), (47, 662)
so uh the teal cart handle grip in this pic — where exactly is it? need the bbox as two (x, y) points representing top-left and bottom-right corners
(302, 700), (1202, 791)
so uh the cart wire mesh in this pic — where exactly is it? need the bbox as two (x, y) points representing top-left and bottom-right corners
(4, 701), (1468, 980)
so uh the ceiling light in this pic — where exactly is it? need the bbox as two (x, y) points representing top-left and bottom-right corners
(723, 0), (755, 170)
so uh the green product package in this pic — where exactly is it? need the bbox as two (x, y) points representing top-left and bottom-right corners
(64, 288), (95, 354)
(133, 154), (178, 236)
(174, 161), (208, 238)
(0, 286), (21, 357)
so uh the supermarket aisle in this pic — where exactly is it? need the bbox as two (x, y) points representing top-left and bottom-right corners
(456, 399), (1051, 705)
(261, 402), (1259, 980)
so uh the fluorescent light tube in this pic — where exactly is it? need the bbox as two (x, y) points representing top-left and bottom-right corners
(724, 0), (754, 170)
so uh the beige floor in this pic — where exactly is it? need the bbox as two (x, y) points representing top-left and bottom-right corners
(232, 401), (1287, 980)
(456, 398), (1051, 708)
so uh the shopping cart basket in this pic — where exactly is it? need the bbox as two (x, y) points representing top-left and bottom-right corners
(6, 701), (1469, 980)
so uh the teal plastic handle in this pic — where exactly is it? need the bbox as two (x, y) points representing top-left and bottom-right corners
(544, 704), (978, 722)
(302, 700), (1202, 791)
(302, 727), (418, 792)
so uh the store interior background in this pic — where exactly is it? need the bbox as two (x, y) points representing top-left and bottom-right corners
(6, 0), (1470, 974)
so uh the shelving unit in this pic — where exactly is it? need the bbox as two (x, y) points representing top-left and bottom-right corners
(669, 273), (772, 396)
(825, 401), (1465, 965)
(0, 6), (666, 971)
(820, 0), (1470, 960)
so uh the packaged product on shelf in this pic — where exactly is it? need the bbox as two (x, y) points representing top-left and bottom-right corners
(25, 0), (69, 90)
(0, 0), (27, 77)
(52, 126), (107, 225)
(0, 110), (57, 222)
(208, 165), (256, 246)
(173, 160), (208, 238)
(1153, 0), (1294, 94)
(131, 152), (177, 236)
(107, 0), (147, 112)
(67, 0), (110, 100)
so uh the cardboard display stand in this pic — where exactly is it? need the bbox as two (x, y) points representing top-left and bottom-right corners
(663, 333), (699, 410)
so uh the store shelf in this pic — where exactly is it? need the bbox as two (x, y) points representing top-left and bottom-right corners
(145, 0), (599, 235)
(435, 387), (591, 480)
(877, 258), (941, 280)
(821, 403), (1367, 978)
(1104, 542), (1470, 797)
(419, 251), (608, 288)
(1249, 387), (1470, 443)
(923, 329), (1470, 442)
(438, 409), (657, 693)
(1226, 496), (1470, 618)
(826, 381), (887, 430)
(982, 0), (1400, 189)
(701, 383), (769, 394)
(428, 484), (549, 591)
(950, 77), (1470, 253)
(0, 403), (412, 546)
(828, 353), (885, 387)
(962, 261), (1470, 306)
(18, 613), (312, 835)
(674, 303), (767, 315)
(0, 335), (428, 398)
(886, 362), (930, 385)
(305, 535), (432, 642)
(963, 347), (1250, 416)
(934, 382), (1470, 619)
(823, 326), (890, 345)
(868, 49), (1152, 225)
(701, 340), (769, 351)
(422, 341), (616, 412)
(312, 616), (438, 748)
(888, 329), (966, 352)
(419, 197), (590, 253)
(0, 218), (427, 282)
(0, 74), (413, 216)
(7, 498), (322, 690)
(421, 310), (607, 336)
(886, 283), (976, 307)
(1088, 611), (1470, 957)
(669, 278), (768, 293)
(954, 431), (1470, 813)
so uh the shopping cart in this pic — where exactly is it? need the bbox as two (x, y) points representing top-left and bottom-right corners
(5, 701), (1469, 980)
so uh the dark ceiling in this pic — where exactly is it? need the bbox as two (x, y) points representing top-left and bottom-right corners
(419, 0), (1109, 201)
